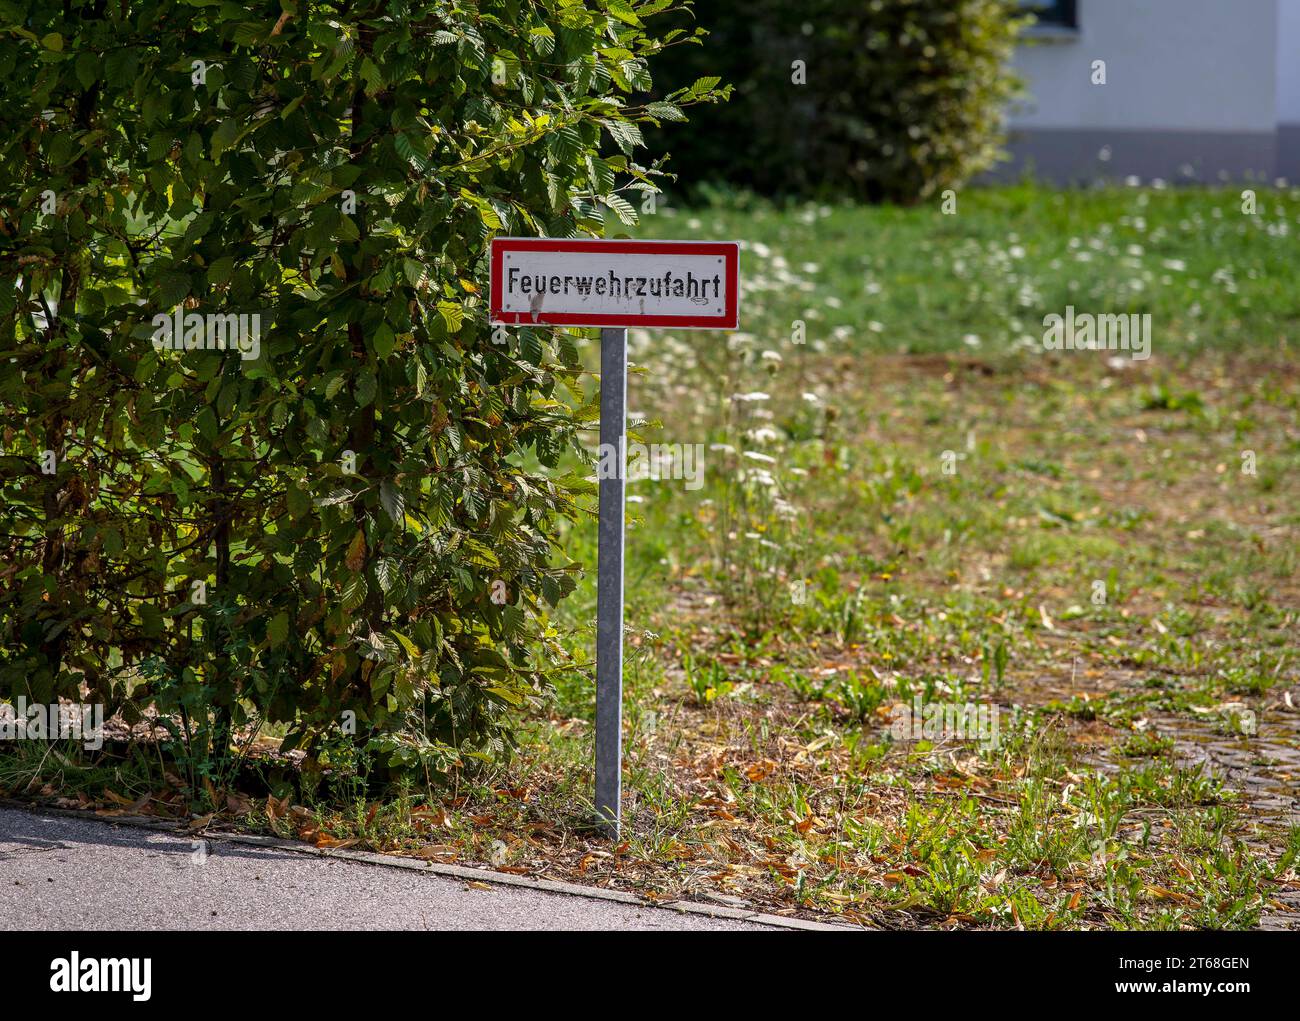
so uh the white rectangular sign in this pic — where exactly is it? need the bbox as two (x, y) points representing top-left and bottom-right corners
(490, 238), (739, 329)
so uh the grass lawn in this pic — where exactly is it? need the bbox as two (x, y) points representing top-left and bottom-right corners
(8, 183), (1299, 929)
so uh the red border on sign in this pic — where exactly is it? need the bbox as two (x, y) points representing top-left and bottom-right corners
(489, 237), (739, 329)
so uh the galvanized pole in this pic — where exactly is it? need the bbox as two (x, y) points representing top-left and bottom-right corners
(595, 326), (627, 839)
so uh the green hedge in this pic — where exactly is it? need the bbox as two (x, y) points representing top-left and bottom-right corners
(646, 0), (1027, 203)
(0, 0), (720, 794)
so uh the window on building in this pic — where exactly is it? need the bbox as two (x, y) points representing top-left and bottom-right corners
(1020, 0), (1078, 29)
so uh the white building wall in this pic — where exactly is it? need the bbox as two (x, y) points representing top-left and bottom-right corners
(1011, 0), (1277, 132)
(1277, 0), (1300, 123)
(1277, 0), (1300, 179)
(1000, 0), (1282, 182)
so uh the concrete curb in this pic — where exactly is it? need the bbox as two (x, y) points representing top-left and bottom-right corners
(1, 799), (859, 932)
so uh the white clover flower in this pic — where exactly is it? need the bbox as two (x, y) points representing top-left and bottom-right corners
(802, 391), (821, 403)
(1162, 258), (1186, 272)
(963, 334), (981, 347)
(760, 350), (782, 364)
(868, 320), (884, 333)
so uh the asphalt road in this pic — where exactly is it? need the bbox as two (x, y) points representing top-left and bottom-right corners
(0, 807), (775, 931)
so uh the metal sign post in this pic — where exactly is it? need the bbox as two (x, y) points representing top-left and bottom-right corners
(594, 327), (626, 837)
(490, 237), (739, 840)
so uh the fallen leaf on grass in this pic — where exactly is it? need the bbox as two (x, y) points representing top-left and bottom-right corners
(1145, 884), (1197, 905)
(287, 805), (316, 840)
(744, 759), (778, 782)
(411, 805), (450, 827)
(265, 794), (290, 823)
(314, 834), (359, 849)
(790, 813), (819, 835)
(411, 844), (456, 860)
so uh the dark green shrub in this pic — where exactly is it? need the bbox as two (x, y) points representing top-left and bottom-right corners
(646, 0), (1027, 203)
(0, 0), (721, 793)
